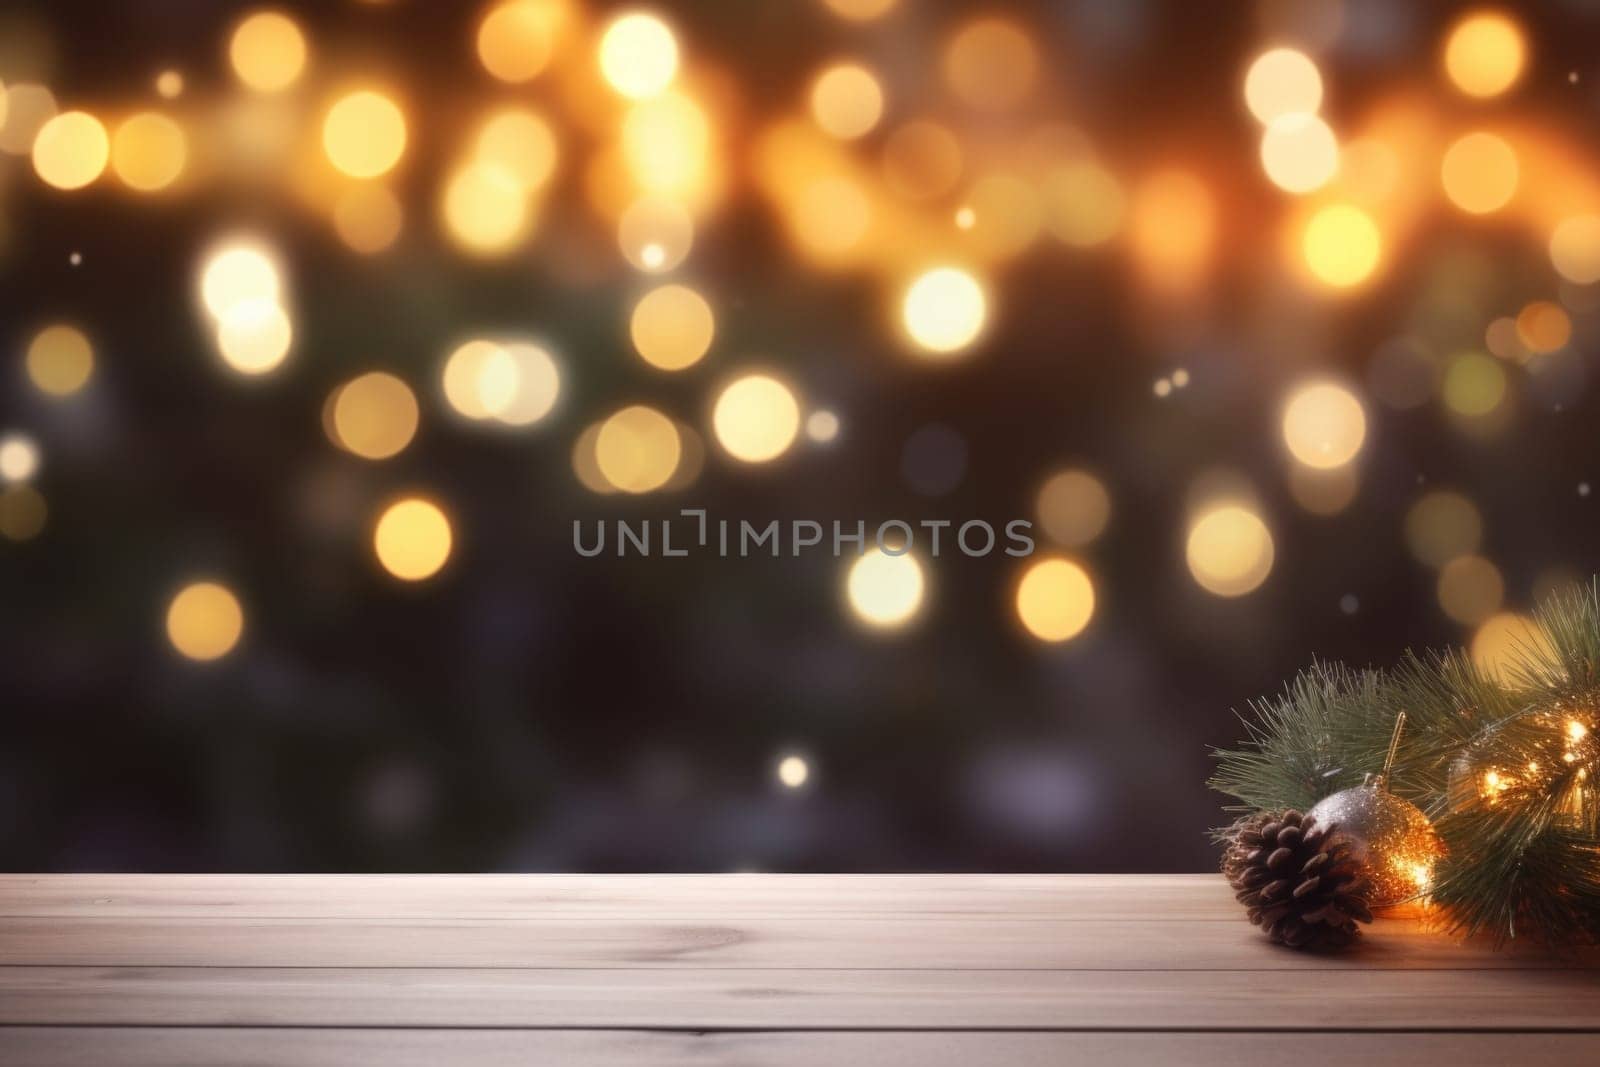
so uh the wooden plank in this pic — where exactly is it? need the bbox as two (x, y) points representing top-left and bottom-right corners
(1, 1029), (1596, 1067)
(2, 966), (1598, 1030)
(0, 874), (1231, 921)
(0, 914), (1583, 970)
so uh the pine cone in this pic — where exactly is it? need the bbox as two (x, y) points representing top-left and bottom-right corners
(1221, 809), (1374, 949)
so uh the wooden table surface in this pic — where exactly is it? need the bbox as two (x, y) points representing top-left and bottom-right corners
(1, 874), (1596, 1065)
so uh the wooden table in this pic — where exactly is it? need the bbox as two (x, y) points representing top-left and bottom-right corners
(1, 874), (1596, 1065)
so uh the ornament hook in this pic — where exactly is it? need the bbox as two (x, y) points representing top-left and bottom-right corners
(1377, 710), (1406, 792)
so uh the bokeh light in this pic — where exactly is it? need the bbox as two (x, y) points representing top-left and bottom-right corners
(810, 63), (883, 140)
(476, 0), (563, 84)
(492, 342), (562, 428)
(32, 110), (109, 190)
(110, 112), (186, 192)
(619, 91), (711, 197)
(0, 486), (47, 542)
(322, 90), (407, 179)
(1442, 351), (1507, 417)
(595, 404), (681, 492)
(631, 284), (715, 371)
(475, 108), (558, 191)
(0, 83), (57, 156)
(229, 11), (307, 92)
(943, 17), (1037, 111)
(1302, 203), (1381, 288)
(1549, 215), (1600, 284)
(1035, 469), (1111, 547)
(846, 546), (925, 629)
(1130, 170), (1214, 292)
(1440, 132), (1518, 214)
(199, 240), (282, 319)
(1015, 557), (1095, 643)
(823, 0), (896, 19)
(373, 497), (454, 581)
(901, 267), (987, 355)
(1281, 381), (1367, 469)
(442, 161), (531, 253)
(1244, 47), (1322, 124)
(882, 120), (963, 201)
(0, 433), (40, 484)
(777, 754), (811, 789)
(1186, 504), (1275, 597)
(1438, 554), (1504, 625)
(1443, 11), (1526, 99)
(333, 185), (404, 254)
(618, 196), (693, 272)
(599, 12), (679, 100)
(25, 324), (94, 397)
(1260, 114), (1338, 195)
(331, 372), (419, 460)
(1404, 490), (1483, 568)
(712, 374), (801, 463)
(1471, 612), (1549, 683)
(1040, 160), (1124, 247)
(165, 581), (245, 662)
(806, 409), (840, 443)
(216, 299), (293, 375)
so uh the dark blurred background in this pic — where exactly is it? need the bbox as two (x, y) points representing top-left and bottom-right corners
(3, 0), (1600, 872)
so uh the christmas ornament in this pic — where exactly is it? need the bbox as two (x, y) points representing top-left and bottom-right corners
(1307, 713), (1443, 907)
(1221, 808), (1373, 949)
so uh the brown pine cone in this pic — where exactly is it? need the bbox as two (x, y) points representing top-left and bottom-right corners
(1220, 809), (1374, 949)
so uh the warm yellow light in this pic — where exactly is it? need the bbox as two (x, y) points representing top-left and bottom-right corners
(1442, 352), (1506, 417)
(620, 91), (710, 196)
(1440, 132), (1518, 214)
(1244, 47), (1323, 124)
(0, 486), (47, 542)
(0, 434), (40, 484)
(166, 581), (245, 662)
(322, 90), (407, 179)
(1288, 464), (1360, 517)
(823, 0), (897, 19)
(599, 12), (679, 100)
(712, 374), (801, 463)
(1130, 169), (1215, 292)
(25, 324), (94, 397)
(443, 340), (515, 420)
(1404, 491), (1483, 568)
(1186, 504), (1275, 597)
(442, 162), (531, 254)
(810, 63), (884, 140)
(229, 11), (307, 92)
(1471, 612), (1549, 682)
(963, 173), (1043, 260)
(846, 547), (925, 629)
(1444, 11), (1526, 99)
(1015, 557), (1095, 642)
(595, 404), (681, 492)
(1438, 554), (1504, 625)
(332, 372), (419, 460)
(619, 196), (693, 272)
(32, 111), (109, 190)
(155, 70), (184, 99)
(0, 83), (57, 156)
(216, 299), (292, 375)
(881, 120), (963, 201)
(1260, 114), (1338, 194)
(1549, 215), (1600, 284)
(943, 17), (1037, 110)
(901, 267), (987, 356)
(1041, 161), (1124, 247)
(790, 175), (872, 261)
(491, 342), (562, 427)
(475, 108), (558, 190)
(1570, 720), (1590, 743)
(1036, 469), (1111, 547)
(630, 284), (714, 371)
(110, 112), (186, 192)
(374, 497), (454, 581)
(1282, 381), (1367, 469)
(806, 409), (840, 443)
(476, 0), (564, 84)
(333, 185), (404, 254)
(777, 754), (810, 788)
(1516, 301), (1570, 354)
(1302, 204), (1381, 288)
(200, 241), (281, 319)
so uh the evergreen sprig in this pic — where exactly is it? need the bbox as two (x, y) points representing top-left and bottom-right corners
(1210, 582), (1600, 946)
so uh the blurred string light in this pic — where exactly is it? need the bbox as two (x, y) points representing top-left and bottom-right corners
(1244, 47), (1323, 124)
(618, 195), (693, 272)
(476, 0), (565, 83)
(1438, 553), (1504, 625)
(229, 10), (308, 93)
(598, 11), (679, 100)
(25, 324), (94, 397)
(630, 283), (715, 370)
(440, 339), (561, 427)
(1443, 10), (1526, 99)
(943, 17), (1038, 111)
(0, 433), (40, 484)
(322, 90), (407, 179)
(32, 110), (109, 190)
(1260, 114), (1338, 194)
(373, 497), (454, 581)
(155, 70), (184, 99)
(165, 581), (245, 662)
(1015, 557), (1095, 643)
(712, 374), (800, 463)
(1301, 203), (1381, 288)
(1035, 469), (1110, 547)
(846, 546), (925, 629)
(1516, 301), (1570, 353)
(1404, 490), (1483, 569)
(198, 238), (293, 376)
(0, 83), (56, 155)
(881, 120), (963, 201)
(1442, 351), (1507, 418)
(1548, 216), (1600, 284)
(475, 108), (558, 191)
(333, 185), (404, 253)
(1130, 170), (1215, 294)
(805, 409), (840, 444)
(110, 112), (187, 192)
(595, 404), (680, 492)
(776, 754), (810, 789)
(1440, 131), (1518, 214)
(810, 62), (884, 140)
(901, 267), (987, 355)
(822, 0), (897, 20)
(1472, 613), (1546, 681)
(1186, 502), (1275, 597)
(1281, 381), (1367, 469)
(442, 160), (531, 253)
(1040, 160), (1125, 247)
(329, 372), (419, 460)
(0, 486), (47, 542)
